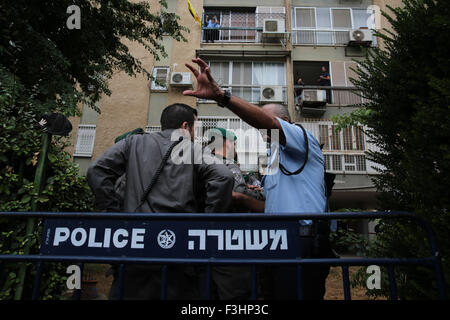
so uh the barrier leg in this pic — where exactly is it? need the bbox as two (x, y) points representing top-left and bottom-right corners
(161, 265), (167, 300)
(31, 262), (43, 300)
(388, 265), (398, 300)
(117, 264), (125, 300)
(342, 266), (351, 300)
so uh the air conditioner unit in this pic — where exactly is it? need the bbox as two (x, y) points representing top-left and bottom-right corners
(302, 89), (327, 104)
(348, 29), (373, 46)
(260, 86), (284, 104)
(263, 19), (285, 33)
(261, 19), (286, 42)
(170, 72), (193, 87)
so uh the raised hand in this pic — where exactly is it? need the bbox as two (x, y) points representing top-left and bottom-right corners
(183, 58), (224, 102)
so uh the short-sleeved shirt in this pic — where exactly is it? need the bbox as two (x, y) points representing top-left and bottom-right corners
(262, 118), (326, 225)
(207, 21), (219, 28)
(319, 72), (331, 86)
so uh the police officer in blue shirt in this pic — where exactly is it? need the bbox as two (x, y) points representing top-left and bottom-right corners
(184, 58), (333, 300)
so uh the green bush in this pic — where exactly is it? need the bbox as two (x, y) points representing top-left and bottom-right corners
(332, 0), (450, 299)
(0, 68), (94, 300)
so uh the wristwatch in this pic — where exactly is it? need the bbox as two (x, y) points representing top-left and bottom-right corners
(217, 90), (231, 108)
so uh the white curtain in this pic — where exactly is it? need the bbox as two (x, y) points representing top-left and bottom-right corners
(252, 62), (285, 102)
(209, 62), (230, 86)
(252, 62), (285, 85)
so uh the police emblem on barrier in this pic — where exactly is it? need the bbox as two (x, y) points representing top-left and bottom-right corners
(157, 229), (176, 249)
(40, 219), (302, 259)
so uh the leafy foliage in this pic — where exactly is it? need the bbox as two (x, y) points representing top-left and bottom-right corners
(0, 0), (188, 114)
(333, 0), (450, 299)
(0, 0), (188, 299)
(0, 68), (95, 299)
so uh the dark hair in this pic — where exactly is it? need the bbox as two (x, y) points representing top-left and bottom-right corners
(160, 103), (198, 130)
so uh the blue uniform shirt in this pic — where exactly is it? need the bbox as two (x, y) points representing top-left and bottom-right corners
(262, 118), (326, 225)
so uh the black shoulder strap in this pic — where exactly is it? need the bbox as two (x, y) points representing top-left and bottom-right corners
(279, 123), (309, 176)
(133, 136), (183, 212)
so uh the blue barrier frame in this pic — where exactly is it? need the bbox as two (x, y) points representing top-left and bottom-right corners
(0, 211), (447, 300)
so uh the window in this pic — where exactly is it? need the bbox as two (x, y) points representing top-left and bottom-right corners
(204, 8), (256, 42)
(332, 154), (342, 171)
(209, 62), (229, 86)
(319, 124), (329, 150)
(292, 7), (374, 46)
(330, 125), (341, 151)
(293, 61), (330, 85)
(74, 125), (96, 157)
(232, 62), (252, 101)
(295, 8), (315, 28)
(145, 126), (161, 133)
(203, 7), (285, 43)
(205, 61), (286, 103)
(294, 7), (359, 30)
(159, 12), (177, 35)
(352, 9), (372, 29)
(299, 121), (369, 173)
(151, 67), (170, 91)
(354, 126), (365, 151)
(342, 127), (353, 150)
(332, 9), (352, 29)
(329, 61), (364, 105)
(316, 8), (331, 29)
(196, 116), (266, 172)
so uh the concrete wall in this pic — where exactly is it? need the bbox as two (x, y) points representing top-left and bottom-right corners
(292, 46), (366, 61)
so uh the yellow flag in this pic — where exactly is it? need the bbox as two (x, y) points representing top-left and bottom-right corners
(186, 0), (202, 25)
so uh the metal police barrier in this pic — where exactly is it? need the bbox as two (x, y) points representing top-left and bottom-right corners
(0, 211), (447, 300)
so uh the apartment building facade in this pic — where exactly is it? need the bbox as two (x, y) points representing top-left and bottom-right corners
(69, 0), (402, 222)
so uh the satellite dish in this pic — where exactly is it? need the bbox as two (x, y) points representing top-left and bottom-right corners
(352, 30), (365, 42)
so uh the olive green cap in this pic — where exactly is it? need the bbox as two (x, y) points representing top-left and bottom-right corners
(209, 127), (237, 142)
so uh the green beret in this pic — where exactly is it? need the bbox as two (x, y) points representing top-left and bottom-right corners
(209, 127), (237, 142)
(114, 128), (144, 143)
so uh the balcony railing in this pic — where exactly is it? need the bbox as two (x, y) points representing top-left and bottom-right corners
(202, 26), (262, 43)
(198, 84), (288, 105)
(292, 29), (377, 46)
(201, 12), (286, 43)
(294, 85), (364, 107)
(300, 120), (381, 174)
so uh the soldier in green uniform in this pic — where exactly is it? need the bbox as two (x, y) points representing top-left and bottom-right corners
(206, 128), (265, 299)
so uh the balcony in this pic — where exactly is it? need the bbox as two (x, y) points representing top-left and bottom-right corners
(198, 84), (288, 105)
(299, 120), (380, 175)
(292, 7), (377, 47)
(294, 85), (364, 117)
(293, 30), (351, 46)
(201, 12), (286, 44)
